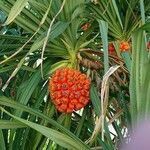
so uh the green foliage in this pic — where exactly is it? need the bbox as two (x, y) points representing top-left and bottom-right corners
(130, 22), (150, 125)
(0, 0), (150, 149)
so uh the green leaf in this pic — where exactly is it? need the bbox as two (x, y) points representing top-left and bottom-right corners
(14, 62), (51, 117)
(112, 0), (123, 29)
(50, 21), (70, 40)
(90, 83), (101, 116)
(140, 0), (145, 24)
(79, 33), (99, 49)
(0, 130), (6, 150)
(130, 22), (150, 124)
(4, 0), (29, 25)
(16, 69), (42, 104)
(28, 21), (70, 53)
(0, 96), (90, 149)
(0, 120), (26, 129)
(1, 108), (90, 150)
(98, 19), (109, 73)
(71, 5), (84, 20)
(121, 51), (131, 72)
(48, 60), (69, 75)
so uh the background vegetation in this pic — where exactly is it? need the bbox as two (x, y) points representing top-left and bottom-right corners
(0, 0), (150, 149)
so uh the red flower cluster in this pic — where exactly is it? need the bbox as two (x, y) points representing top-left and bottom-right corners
(49, 68), (91, 113)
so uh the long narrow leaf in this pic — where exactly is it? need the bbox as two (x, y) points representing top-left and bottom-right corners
(98, 19), (109, 73)
(0, 96), (90, 149)
(1, 108), (90, 150)
(0, 130), (6, 150)
(4, 0), (29, 25)
(0, 120), (26, 129)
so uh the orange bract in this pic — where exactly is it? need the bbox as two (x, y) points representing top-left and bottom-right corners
(119, 41), (130, 52)
(49, 67), (91, 113)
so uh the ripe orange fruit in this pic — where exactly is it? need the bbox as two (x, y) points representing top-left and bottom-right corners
(108, 43), (115, 54)
(49, 67), (91, 113)
(119, 41), (130, 52)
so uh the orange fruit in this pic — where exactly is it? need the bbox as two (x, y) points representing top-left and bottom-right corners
(49, 67), (91, 113)
(108, 43), (115, 54)
(119, 41), (130, 52)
